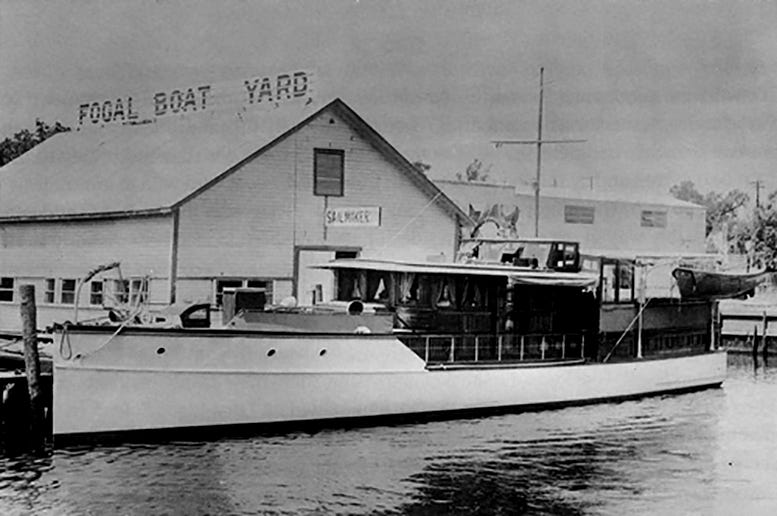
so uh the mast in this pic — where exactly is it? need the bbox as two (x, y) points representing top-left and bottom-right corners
(534, 67), (544, 238)
(492, 67), (585, 237)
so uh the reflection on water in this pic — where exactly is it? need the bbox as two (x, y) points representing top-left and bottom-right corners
(1, 354), (776, 515)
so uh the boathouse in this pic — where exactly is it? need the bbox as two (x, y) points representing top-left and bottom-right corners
(436, 179), (706, 254)
(0, 99), (468, 330)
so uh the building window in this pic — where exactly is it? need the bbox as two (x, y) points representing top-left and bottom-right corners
(90, 281), (104, 306)
(314, 148), (344, 196)
(564, 205), (595, 224)
(215, 280), (243, 307)
(641, 210), (667, 228)
(44, 278), (56, 304)
(61, 279), (77, 305)
(0, 277), (14, 302)
(106, 279), (130, 305)
(130, 278), (149, 305)
(214, 279), (272, 307)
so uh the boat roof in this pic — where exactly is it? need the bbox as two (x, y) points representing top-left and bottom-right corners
(582, 248), (722, 263)
(460, 237), (578, 245)
(314, 258), (599, 288)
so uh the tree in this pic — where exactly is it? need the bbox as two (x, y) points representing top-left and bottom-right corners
(0, 119), (70, 166)
(456, 158), (491, 182)
(669, 180), (749, 237)
(750, 190), (777, 266)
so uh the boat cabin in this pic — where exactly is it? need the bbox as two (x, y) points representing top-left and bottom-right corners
(321, 257), (600, 365)
(582, 251), (718, 362)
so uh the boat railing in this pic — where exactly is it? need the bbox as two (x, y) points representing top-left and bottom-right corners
(397, 332), (586, 365)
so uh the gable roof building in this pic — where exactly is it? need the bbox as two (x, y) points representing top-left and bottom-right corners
(0, 98), (464, 222)
(0, 98), (467, 330)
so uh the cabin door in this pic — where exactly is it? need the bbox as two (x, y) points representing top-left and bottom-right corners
(295, 247), (360, 306)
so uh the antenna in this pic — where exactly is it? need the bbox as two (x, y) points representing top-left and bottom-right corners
(751, 179), (763, 208)
(492, 68), (586, 237)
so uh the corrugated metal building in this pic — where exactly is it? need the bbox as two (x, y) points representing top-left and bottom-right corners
(436, 179), (706, 254)
(0, 99), (467, 330)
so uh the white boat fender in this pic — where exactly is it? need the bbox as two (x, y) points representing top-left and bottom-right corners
(354, 326), (371, 334)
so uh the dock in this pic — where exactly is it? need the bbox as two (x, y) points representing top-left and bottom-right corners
(719, 296), (777, 355)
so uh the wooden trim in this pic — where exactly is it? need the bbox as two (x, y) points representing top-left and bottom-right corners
(0, 208), (171, 223)
(168, 208), (180, 304)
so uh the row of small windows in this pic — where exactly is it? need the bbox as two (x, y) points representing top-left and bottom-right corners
(563, 206), (668, 228)
(1, 276), (272, 307)
(0, 277), (148, 305)
(214, 279), (272, 307)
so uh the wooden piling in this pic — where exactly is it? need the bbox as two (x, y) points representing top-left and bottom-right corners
(752, 325), (759, 358)
(20, 284), (44, 448)
(762, 311), (769, 359)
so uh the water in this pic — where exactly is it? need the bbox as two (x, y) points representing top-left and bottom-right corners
(2, 354), (776, 515)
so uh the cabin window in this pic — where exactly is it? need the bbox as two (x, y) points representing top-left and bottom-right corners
(462, 278), (485, 309)
(601, 262), (634, 303)
(60, 279), (76, 305)
(398, 274), (432, 306)
(641, 210), (667, 228)
(89, 281), (104, 306)
(214, 279), (271, 307)
(44, 278), (56, 304)
(564, 205), (595, 224)
(0, 277), (14, 302)
(435, 277), (457, 309)
(366, 271), (391, 303)
(602, 264), (617, 303)
(314, 148), (345, 196)
(618, 265), (634, 302)
(399, 273), (416, 304)
(337, 270), (363, 301)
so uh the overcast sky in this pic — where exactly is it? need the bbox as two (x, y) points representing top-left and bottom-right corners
(2, 0), (776, 199)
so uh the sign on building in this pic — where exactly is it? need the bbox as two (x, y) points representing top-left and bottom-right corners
(76, 70), (315, 128)
(325, 207), (381, 227)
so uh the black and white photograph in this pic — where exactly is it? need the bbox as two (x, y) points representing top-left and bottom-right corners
(1, 1), (776, 514)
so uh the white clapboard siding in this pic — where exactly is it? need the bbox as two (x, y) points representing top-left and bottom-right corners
(176, 107), (456, 278)
(0, 216), (173, 277)
(438, 180), (706, 254)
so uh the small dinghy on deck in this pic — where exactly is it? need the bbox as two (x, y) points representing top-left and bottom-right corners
(672, 267), (774, 300)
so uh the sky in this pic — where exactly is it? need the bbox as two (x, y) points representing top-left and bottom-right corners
(2, 0), (777, 200)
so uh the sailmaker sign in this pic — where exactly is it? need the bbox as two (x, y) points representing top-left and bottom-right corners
(76, 70), (314, 128)
(325, 207), (382, 227)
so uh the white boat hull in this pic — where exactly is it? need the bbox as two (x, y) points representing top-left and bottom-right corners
(53, 329), (727, 438)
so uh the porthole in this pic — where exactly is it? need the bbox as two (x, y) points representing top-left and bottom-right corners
(319, 349), (327, 356)
(267, 349), (276, 357)
(156, 347), (166, 355)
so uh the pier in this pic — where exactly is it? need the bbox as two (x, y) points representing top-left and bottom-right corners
(719, 299), (777, 356)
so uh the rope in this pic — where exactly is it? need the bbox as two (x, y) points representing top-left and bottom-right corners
(73, 312), (139, 362)
(60, 305), (142, 362)
(602, 298), (652, 363)
(377, 192), (442, 253)
(0, 337), (23, 351)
